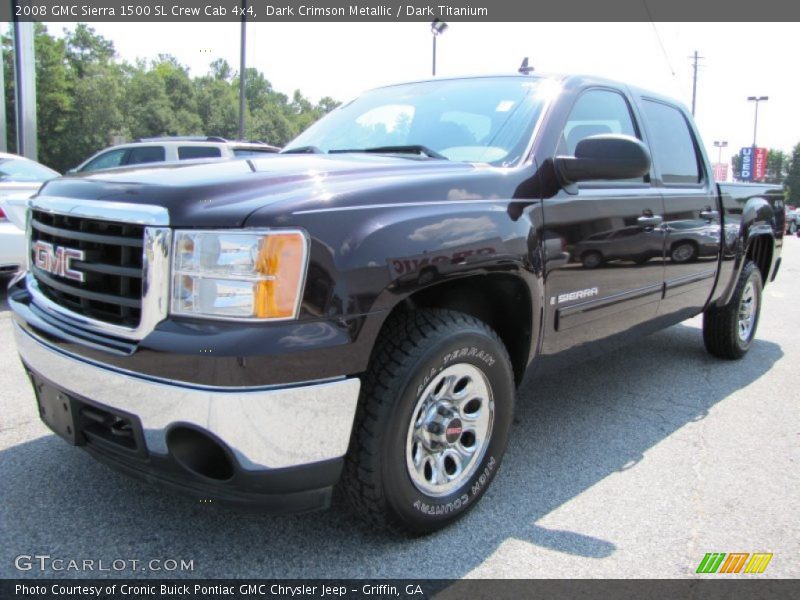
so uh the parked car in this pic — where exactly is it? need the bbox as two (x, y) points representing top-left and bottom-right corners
(572, 219), (721, 268)
(785, 207), (798, 235)
(9, 73), (782, 534)
(69, 137), (281, 174)
(0, 153), (59, 274)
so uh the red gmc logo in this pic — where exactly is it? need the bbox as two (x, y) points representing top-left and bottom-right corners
(32, 241), (85, 282)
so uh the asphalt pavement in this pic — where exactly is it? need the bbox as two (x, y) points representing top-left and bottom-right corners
(2, 239), (798, 579)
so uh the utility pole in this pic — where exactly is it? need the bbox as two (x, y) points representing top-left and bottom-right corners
(690, 51), (704, 117)
(0, 43), (6, 153)
(238, 0), (247, 140)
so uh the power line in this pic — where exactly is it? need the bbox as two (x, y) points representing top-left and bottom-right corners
(642, 0), (675, 77)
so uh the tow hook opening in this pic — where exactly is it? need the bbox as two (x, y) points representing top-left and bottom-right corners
(166, 426), (235, 482)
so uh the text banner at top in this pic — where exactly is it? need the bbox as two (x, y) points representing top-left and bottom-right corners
(3, 0), (800, 22)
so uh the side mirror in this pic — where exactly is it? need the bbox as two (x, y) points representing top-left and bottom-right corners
(66, 168), (78, 175)
(556, 134), (651, 184)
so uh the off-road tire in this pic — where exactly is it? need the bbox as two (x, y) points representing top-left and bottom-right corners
(341, 309), (515, 534)
(703, 260), (762, 359)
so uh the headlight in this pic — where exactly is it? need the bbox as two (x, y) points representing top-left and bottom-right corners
(171, 230), (308, 320)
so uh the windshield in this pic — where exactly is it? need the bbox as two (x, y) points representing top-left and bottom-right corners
(0, 158), (59, 182)
(283, 77), (552, 167)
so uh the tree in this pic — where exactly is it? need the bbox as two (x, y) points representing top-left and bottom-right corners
(765, 149), (787, 184)
(731, 153), (741, 181)
(2, 24), (338, 170)
(64, 23), (115, 77)
(785, 143), (800, 205)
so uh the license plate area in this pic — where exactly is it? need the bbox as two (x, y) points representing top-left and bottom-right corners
(33, 377), (79, 445)
(28, 370), (147, 458)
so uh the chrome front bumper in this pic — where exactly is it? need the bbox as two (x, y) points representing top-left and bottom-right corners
(14, 323), (361, 471)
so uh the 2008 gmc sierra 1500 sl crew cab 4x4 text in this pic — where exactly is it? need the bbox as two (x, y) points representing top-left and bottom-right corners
(8, 74), (783, 533)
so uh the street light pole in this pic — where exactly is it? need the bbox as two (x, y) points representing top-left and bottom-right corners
(430, 19), (448, 76)
(747, 96), (768, 147)
(713, 140), (728, 165)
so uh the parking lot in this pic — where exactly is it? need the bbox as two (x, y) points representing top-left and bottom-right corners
(1, 239), (798, 579)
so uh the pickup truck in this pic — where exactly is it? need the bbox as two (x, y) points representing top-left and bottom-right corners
(9, 74), (783, 534)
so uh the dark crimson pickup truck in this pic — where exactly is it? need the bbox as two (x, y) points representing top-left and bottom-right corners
(9, 73), (783, 533)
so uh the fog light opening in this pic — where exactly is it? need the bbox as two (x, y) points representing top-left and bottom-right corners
(166, 426), (235, 482)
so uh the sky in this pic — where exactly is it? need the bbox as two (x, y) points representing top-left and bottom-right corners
(49, 21), (800, 173)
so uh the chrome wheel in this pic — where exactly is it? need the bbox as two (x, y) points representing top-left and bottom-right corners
(737, 280), (758, 342)
(405, 363), (494, 497)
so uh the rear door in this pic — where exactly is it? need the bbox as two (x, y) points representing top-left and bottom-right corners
(541, 87), (666, 356)
(639, 99), (720, 318)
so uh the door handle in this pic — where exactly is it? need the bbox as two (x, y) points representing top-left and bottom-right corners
(637, 215), (663, 227)
(700, 210), (720, 220)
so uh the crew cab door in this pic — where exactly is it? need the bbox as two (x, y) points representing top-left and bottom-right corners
(540, 88), (666, 356)
(638, 99), (720, 318)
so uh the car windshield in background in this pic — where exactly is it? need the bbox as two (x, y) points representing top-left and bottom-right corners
(0, 158), (59, 182)
(283, 76), (553, 167)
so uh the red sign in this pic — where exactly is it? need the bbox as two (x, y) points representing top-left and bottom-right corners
(712, 163), (729, 182)
(753, 147), (768, 181)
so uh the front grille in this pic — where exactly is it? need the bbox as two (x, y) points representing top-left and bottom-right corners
(30, 210), (145, 327)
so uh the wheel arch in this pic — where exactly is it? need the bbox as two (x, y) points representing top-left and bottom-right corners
(375, 274), (535, 386)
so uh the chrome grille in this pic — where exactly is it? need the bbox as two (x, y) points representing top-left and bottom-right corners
(30, 209), (145, 327)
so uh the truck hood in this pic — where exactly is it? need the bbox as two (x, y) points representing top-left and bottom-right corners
(36, 155), (485, 228)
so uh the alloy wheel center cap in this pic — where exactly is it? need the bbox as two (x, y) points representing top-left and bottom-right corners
(444, 418), (463, 444)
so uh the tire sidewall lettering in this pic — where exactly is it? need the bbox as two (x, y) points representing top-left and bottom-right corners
(387, 331), (512, 524)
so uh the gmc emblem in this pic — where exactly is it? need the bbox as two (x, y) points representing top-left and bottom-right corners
(32, 241), (85, 282)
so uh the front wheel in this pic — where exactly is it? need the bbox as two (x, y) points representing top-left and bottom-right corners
(670, 241), (697, 263)
(341, 309), (514, 534)
(703, 260), (763, 359)
(581, 251), (603, 269)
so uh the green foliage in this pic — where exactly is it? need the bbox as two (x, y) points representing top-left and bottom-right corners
(785, 143), (800, 205)
(765, 149), (788, 185)
(2, 24), (339, 172)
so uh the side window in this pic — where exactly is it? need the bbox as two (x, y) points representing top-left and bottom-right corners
(82, 149), (127, 172)
(641, 100), (702, 185)
(126, 146), (165, 166)
(559, 89), (639, 156)
(178, 146), (223, 160)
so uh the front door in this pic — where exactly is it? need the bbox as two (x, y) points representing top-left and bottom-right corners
(541, 88), (666, 356)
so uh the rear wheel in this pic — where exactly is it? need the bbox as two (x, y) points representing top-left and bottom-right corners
(342, 309), (514, 534)
(703, 260), (762, 359)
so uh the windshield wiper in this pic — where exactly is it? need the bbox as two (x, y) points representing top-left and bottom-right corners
(328, 145), (448, 160)
(281, 145), (324, 154)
